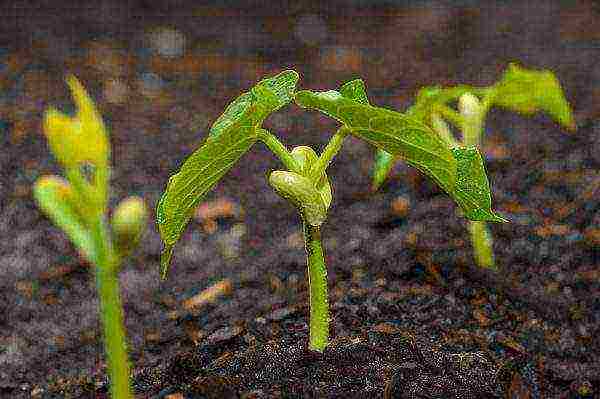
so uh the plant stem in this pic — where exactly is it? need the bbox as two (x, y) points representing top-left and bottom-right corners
(257, 129), (301, 173)
(302, 221), (329, 352)
(468, 220), (496, 270)
(459, 94), (496, 271)
(91, 217), (133, 399)
(308, 127), (349, 183)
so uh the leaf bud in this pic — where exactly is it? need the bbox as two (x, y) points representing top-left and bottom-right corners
(458, 92), (482, 119)
(111, 196), (149, 255)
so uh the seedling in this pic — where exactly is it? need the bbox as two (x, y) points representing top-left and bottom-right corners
(33, 77), (148, 399)
(157, 70), (506, 352)
(370, 63), (574, 270)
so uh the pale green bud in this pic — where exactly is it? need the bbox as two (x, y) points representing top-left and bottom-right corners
(458, 92), (482, 119)
(269, 171), (328, 226)
(111, 196), (148, 255)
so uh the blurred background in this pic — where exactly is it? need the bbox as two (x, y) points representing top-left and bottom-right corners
(1, 0), (599, 395)
(2, 0), (599, 147)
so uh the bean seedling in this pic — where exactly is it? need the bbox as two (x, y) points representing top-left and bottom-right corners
(33, 76), (148, 399)
(370, 63), (574, 270)
(157, 70), (506, 352)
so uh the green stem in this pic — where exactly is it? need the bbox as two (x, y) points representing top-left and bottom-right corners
(468, 220), (496, 270)
(462, 108), (483, 148)
(257, 129), (302, 174)
(458, 94), (496, 271)
(303, 221), (329, 352)
(91, 217), (133, 399)
(308, 127), (349, 183)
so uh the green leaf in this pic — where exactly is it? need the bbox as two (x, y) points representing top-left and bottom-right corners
(33, 176), (98, 265)
(339, 79), (369, 104)
(337, 79), (396, 192)
(490, 63), (575, 130)
(451, 147), (507, 222)
(295, 89), (505, 222)
(156, 70), (299, 278)
(371, 149), (395, 191)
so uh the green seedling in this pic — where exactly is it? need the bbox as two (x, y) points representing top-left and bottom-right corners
(34, 76), (148, 399)
(157, 70), (506, 352)
(371, 62), (574, 270)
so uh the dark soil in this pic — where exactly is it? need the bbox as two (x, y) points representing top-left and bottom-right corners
(0, 1), (599, 398)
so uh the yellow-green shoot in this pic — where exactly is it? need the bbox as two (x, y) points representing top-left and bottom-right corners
(33, 76), (148, 399)
(156, 70), (505, 352)
(370, 62), (575, 271)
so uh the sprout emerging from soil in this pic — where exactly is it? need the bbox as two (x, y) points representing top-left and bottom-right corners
(370, 62), (575, 271)
(156, 71), (505, 352)
(34, 76), (148, 399)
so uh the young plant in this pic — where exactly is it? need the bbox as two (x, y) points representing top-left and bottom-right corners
(33, 77), (148, 399)
(370, 63), (575, 270)
(156, 70), (506, 352)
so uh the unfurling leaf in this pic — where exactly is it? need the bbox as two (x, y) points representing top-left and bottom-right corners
(157, 70), (300, 278)
(33, 175), (98, 265)
(490, 63), (575, 130)
(43, 76), (110, 216)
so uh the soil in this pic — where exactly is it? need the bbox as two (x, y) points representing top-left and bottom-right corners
(0, 1), (599, 398)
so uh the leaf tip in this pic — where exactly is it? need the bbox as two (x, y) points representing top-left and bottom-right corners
(490, 213), (509, 223)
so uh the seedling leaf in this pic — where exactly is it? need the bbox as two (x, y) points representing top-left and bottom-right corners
(43, 76), (110, 214)
(338, 79), (396, 191)
(157, 70), (299, 278)
(451, 147), (507, 222)
(490, 63), (575, 130)
(295, 89), (503, 222)
(33, 176), (98, 265)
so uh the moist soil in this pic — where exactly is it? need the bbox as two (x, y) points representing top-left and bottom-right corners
(0, 1), (599, 398)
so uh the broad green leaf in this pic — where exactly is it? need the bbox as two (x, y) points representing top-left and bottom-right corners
(490, 63), (575, 130)
(337, 79), (396, 191)
(33, 176), (98, 265)
(157, 70), (299, 278)
(269, 171), (328, 227)
(210, 70), (299, 138)
(295, 89), (505, 222)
